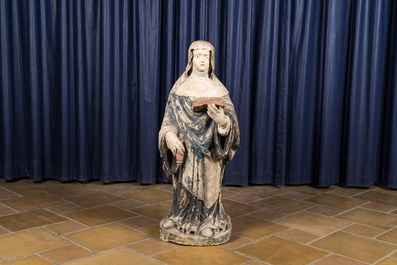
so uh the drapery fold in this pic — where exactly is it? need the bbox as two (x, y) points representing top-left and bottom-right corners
(1, 0), (396, 188)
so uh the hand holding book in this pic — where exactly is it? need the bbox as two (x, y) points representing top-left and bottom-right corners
(192, 97), (228, 128)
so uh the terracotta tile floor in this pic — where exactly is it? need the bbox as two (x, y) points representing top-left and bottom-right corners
(0, 179), (396, 264)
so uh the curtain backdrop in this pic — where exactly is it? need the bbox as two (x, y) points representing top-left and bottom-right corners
(1, 0), (396, 187)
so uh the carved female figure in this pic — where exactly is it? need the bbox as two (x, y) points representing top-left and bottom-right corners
(159, 41), (239, 245)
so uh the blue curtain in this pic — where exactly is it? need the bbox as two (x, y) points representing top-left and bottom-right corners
(1, 0), (396, 187)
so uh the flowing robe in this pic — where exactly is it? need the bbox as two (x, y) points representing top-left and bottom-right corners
(159, 77), (239, 235)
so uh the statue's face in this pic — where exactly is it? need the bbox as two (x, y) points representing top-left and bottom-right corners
(192, 50), (210, 74)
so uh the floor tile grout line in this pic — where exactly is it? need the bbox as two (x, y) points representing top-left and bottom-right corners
(42, 220), (89, 236)
(385, 251), (397, 264)
(242, 260), (272, 265)
(116, 221), (161, 236)
(37, 253), (61, 265)
(325, 188), (374, 198)
(117, 214), (159, 225)
(316, 253), (373, 265)
(310, 253), (337, 265)
(128, 200), (173, 211)
(225, 196), (265, 204)
(109, 197), (150, 207)
(228, 250), (261, 264)
(37, 243), (94, 265)
(358, 204), (397, 214)
(231, 233), (332, 265)
(123, 246), (169, 265)
(331, 227), (397, 246)
(3, 253), (58, 265)
(247, 210), (288, 222)
(40, 228), (100, 259)
(0, 188), (24, 198)
(0, 224), (13, 234)
(55, 245), (166, 265)
(372, 254), (397, 265)
(0, 202), (20, 215)
(125, 236), (183, 256)
(145, 245), (182, 258)
(341, 222), (386, 239)
(42, 210), (109, 234)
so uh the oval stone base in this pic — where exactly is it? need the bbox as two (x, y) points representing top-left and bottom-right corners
(160, 225), (231, 246)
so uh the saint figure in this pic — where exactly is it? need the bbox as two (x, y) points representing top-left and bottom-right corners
(159, 40), (239, 245)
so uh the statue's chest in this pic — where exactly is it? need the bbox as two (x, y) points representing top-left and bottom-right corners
(174, 77), (227, 98)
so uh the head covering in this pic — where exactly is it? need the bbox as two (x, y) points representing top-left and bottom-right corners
(170, 40), (228, 95)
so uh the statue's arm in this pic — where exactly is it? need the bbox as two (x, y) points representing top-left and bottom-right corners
(159, 103), (178, 151)
(212, 95), (239, 161)
(159, 100), (184, 156)
(217, 116), (231, 136)
(207, 104), (230, 136)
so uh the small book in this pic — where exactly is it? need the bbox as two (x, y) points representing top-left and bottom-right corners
(192, 97), (225, 112)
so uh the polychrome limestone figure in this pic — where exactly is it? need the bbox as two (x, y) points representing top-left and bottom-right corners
(158, 40), (240, 246)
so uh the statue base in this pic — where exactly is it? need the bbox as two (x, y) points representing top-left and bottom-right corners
(160, 225), (231, 246)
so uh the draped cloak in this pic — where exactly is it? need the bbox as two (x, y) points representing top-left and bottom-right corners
(158, 75), (240, 234)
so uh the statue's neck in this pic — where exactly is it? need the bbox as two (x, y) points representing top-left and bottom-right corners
(190, 71), (208, 78)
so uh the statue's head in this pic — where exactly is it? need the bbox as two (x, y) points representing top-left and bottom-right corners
(185, 41), (215, 78)
(171, 40), (227, 94)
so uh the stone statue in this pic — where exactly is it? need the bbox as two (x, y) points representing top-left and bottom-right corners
(158, 40), (240, 246)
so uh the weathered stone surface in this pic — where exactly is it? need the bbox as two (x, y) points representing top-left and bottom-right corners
(160, 224), (231, 246)
(158, 40), (239, 246)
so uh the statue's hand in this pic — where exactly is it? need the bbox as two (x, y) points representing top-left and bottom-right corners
(165, 132), (185, 156)
(207, 104), (228, 129)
